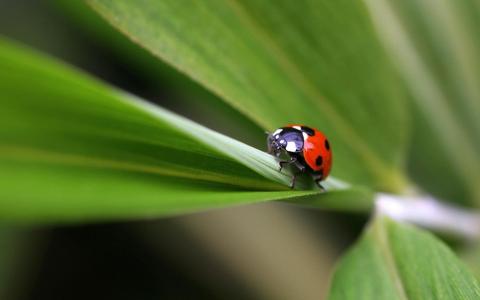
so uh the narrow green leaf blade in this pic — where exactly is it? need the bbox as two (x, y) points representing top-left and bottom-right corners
(328, 217), (480, 300)
(0, 159), (319, 222)
(0, 38), (364, 222)
(88, 0), (410, 192)
(0, 40), (281, 190)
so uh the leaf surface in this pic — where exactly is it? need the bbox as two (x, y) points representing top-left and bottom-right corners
(363, 0), (480, 204)
(88, 0), (411, 192)
(328, 217), (480, 300)
(0, 38), (366, 222)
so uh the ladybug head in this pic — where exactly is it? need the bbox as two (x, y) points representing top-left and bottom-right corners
(267, 127), (304, 157)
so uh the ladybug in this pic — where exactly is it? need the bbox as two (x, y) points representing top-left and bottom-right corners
(267, 125), (332, 189)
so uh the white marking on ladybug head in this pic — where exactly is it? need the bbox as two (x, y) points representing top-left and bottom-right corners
(292, 126), (301, 130)
(286, 141), (297, 152)
(279, 139), (286, 145)
(273, 129), (283, 136)
(302, 132), (309, 140)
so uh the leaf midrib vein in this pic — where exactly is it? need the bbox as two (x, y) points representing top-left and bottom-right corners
(374, 219), (409, 300)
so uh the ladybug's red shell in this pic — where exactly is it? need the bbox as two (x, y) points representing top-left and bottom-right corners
(287, 124), (332, 179)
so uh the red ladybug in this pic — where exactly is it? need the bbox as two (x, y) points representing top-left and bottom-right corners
(267, 125), (332, 189)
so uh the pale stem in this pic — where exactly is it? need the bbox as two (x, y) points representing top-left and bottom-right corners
(375, 193), (480, 239)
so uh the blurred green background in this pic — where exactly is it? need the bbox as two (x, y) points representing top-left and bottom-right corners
(0, 1), (366, 299)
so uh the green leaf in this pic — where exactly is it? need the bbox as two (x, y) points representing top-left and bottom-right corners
(0, 38), (367, 222)
(87, 0), (411, 192)
(328, 217), (480, 300)
(460, 242), (480, 281)
(363, 0), (480, 204)
(54, 0), (265, 147)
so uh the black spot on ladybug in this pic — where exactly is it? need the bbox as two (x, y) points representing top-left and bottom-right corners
(315, 156), (323, 166)
(325, 139), (330, 150)
(301, 126), (315, 136)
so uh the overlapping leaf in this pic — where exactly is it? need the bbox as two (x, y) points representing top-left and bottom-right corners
(364, 0), (480, 204)
(328, 217), (480, 299)
(88, 0), (411, 192)
(54, 0), (265, 146)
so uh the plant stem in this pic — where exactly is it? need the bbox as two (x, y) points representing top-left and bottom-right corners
(375, 193), (480, 240)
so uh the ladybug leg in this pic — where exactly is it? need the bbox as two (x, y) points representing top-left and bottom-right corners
(290, 173), (298, 189)
(289, 162), (306, 189)
(313, 172), (326, 192)
(314, 179), (326, 192)
(278, 156), (297, 172)
(294, 160), (306, 172)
